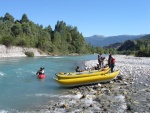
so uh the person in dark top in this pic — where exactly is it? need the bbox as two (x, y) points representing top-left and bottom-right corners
(36, 67), (44, 75)
(95, 64), (100, 70)
(98, 53), (102, 68)
(108, 54), (115, 72)
(108, 53), (112, 68)
(76, 66), (82, 72)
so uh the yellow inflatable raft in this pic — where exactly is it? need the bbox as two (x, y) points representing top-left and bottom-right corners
(56, 67), (110, 79)
(54, 70), (120, 87)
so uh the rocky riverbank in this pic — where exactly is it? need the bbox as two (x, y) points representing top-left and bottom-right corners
(0, 45), (47, 57)
(36, 55), (150, 113)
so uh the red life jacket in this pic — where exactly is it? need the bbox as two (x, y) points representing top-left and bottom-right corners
(111, 57), (115, 63)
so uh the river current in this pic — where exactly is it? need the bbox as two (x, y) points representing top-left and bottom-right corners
(0, 54), (98, 113)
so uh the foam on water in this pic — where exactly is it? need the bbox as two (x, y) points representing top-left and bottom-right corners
(34, 93), (83, 100)
(35, 93), (53, 97)
(0, 110), (8, 113)
(34, 93), (97, 110)
(0, 72), (4, 77)
(46, 56), (64, 59)
(0, 109), (20, 113)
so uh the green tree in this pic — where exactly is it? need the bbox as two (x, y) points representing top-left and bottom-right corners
(1, 36), (14, 47)
(22, 22), (31, 36)
(11, 22), (22, 36)
(44, 25), (52, 36)
(140, 44), (145, 51)
(0, 17), (3, 22)
(0, 13), (97, 55)
(53, 31), (61, 47)
(20, 14), (29, 23)
(0, 22), (11, 36)
(3, 13), (14, 23)
(37, 31), (51, 51)
(55, 21), (67, 34)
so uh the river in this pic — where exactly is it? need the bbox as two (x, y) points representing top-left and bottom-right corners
(0, 54), (99, 113)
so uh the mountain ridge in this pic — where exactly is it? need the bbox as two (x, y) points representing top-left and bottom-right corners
(85, 34), (146, 47)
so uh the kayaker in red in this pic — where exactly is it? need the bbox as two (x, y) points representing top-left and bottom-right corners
(36, 67), (46, 79)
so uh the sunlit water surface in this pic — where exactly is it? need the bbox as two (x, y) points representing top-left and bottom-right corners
(0, 54), (98, 112)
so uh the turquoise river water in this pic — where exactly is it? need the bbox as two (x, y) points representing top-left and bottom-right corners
(0, 54), (99, 113)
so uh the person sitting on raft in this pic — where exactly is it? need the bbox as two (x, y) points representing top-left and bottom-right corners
(75, 66), (83, 72)
(94, 64), (100, 70)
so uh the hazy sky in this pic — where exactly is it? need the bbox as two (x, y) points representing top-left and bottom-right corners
(0, 0), (150, 37)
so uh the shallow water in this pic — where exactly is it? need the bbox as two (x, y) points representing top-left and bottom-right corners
(0, 54), (99, 112)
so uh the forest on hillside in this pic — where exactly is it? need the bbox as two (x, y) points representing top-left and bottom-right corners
(0, 13), (117, 55)
(117, 34), (150, 57)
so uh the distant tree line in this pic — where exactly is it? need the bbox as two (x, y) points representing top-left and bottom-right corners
(0, 13), (115, 55)
(135, 39), (150, 57)
(117, 34), (150, 57)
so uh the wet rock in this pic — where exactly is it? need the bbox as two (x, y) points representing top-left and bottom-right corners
(123, 81), (128, 85)
(127, 104), (132, 111)
(144, 83), (148, 86)
(117, 75), (123, 80)
(89, 104), (94, 107)
(61, 103), (67, 108)
(97, 83), (102, 87)
(80, 94), (86, 99)
(65, 108), (73, 112)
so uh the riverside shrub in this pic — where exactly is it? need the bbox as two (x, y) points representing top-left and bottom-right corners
(25, 51), (34, 57)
